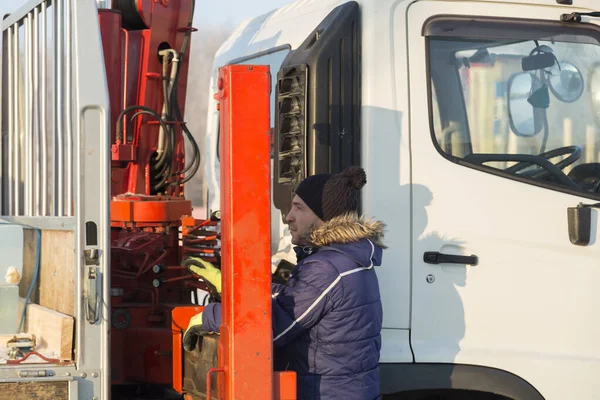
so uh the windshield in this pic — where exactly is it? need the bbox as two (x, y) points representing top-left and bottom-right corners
(429, 31), (600, 196)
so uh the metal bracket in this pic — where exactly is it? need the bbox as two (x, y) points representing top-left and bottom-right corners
(561, 11), (600, 23)
(85, 267), (100, 324)
(7, 351), (63, 365)
(83, 248), (101, 324)
(84, 249), (100, 265)
(206, 367), (225, 400)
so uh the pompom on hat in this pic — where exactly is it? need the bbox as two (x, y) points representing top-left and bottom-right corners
(295, 166), (367, 221)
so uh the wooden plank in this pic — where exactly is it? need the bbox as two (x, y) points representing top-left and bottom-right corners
(21, 229), (75, 316)
(0, 381), (69, 400)
(39, 230), (75, 317)
(20, 228), (40, 304)
(0, 333), (35, 345)
(17, 298), (74, 361)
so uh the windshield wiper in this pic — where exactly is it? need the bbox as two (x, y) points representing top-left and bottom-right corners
(561, 11), (600, 23)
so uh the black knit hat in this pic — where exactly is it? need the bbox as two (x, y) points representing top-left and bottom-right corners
(295, 166), (367, 221)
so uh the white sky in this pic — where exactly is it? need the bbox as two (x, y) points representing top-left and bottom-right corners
(0, 0), (293, 29)
(193, 0), (293, 28)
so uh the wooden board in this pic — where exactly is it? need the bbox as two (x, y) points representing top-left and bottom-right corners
(40, 230), (75, 316)
(0, 333), (36, 347)
(17, 298), (74, 361)
(21, 229), (75, 316)
(0, 381), (69, 400)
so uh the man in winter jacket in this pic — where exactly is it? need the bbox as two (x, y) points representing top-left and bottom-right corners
(183, 166), (385, 400)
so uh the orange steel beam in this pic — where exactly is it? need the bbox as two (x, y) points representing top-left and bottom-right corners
(217, 64), (274, 399)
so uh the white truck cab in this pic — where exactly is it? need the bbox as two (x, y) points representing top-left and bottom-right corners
(204, 0), (600, 398)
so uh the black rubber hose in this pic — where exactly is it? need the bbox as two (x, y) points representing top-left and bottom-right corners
(170, 78), (200, 176)
(169, 68), (201, 183)
(124, 109), (173, 191)
(126, 110), (174, 173)
(174, 94), (200, 175)
(173, 103), (201, 183)
(116, 105), (167, 144)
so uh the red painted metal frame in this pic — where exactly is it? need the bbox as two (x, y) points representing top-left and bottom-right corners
(111, 194), (192, 224)
(217, 64), (275, 399)
(101, 0), (194, 198)
(99, 0), (196, 389)
(274, 372), (297, 400)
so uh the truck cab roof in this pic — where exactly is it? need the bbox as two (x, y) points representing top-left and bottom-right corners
(212, 0), (598, 70)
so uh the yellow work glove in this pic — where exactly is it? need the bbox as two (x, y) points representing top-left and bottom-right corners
(182, 312), (208, 352)
(183, 257), (222, 294)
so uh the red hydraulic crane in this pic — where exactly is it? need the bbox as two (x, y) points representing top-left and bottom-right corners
(96, 0), (296, 397)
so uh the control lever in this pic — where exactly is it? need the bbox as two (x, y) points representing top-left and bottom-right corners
(423, 251), (478, 266)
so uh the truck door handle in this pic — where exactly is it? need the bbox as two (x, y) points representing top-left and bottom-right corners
(423, 251), (478, 266)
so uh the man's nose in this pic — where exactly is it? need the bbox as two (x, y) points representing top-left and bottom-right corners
(285, 211), (293, 223)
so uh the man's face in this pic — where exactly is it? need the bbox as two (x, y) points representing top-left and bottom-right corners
(285, 195), (324, 246)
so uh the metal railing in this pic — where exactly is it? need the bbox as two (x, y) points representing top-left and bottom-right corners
(1, 0), (73, 217)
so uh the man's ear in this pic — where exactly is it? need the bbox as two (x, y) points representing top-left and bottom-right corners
(314, 217), (325, 228)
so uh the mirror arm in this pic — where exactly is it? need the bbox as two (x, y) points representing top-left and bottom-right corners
(561, 11), (600, 23)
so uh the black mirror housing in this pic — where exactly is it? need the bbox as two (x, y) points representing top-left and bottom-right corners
(568, 204), (592, 246)
(522, 52), (555, 72)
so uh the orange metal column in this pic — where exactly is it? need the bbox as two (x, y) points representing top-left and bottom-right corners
(217, 64), (273, 399)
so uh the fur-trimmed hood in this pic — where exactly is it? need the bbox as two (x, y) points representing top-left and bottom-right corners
(310, 212), (387, 248)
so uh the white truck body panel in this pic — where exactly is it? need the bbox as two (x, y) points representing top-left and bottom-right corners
(408, 3), (600, 397)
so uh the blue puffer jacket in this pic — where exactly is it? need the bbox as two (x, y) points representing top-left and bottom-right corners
(202, 213), (385, 399)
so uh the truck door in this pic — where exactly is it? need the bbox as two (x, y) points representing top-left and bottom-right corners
(1, 1), (110, 398)
(407, 1), (600, 397)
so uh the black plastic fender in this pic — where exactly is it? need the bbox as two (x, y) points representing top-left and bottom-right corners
(381, 363), (545, 400)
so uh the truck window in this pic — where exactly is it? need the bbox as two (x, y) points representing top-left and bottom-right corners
(429, 26), (600, 198)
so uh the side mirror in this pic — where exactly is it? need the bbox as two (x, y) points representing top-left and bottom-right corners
(568, 203), (599, 246)
(549, 62), (584, 103)
(507, 72), (545, 137)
